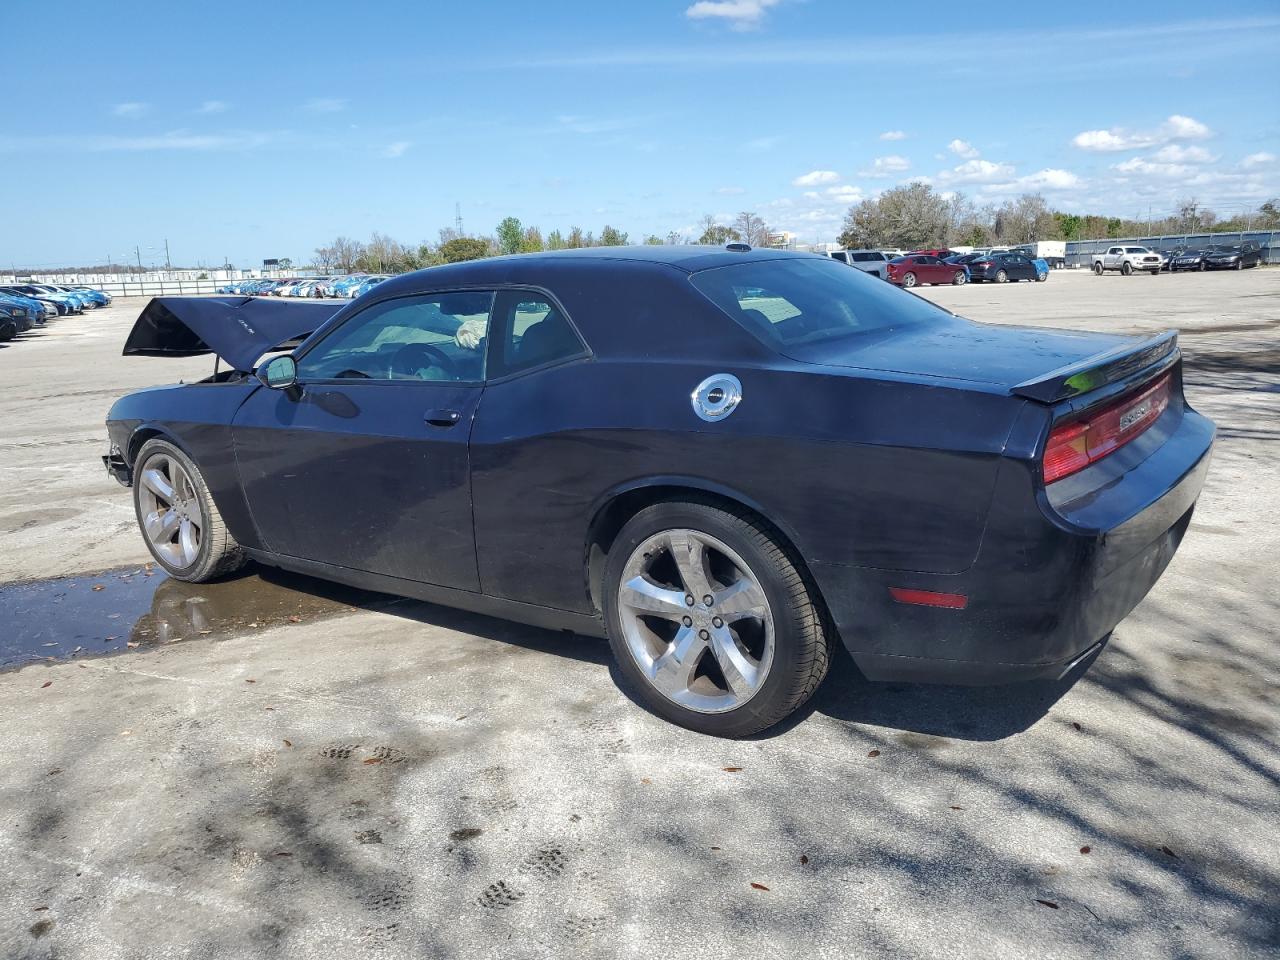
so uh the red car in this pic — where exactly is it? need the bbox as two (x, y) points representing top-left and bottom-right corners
(887, 254), (967, 288)
(907, 248), (961, 259)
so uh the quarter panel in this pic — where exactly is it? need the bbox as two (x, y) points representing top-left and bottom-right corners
(470, 360), (1022, 613)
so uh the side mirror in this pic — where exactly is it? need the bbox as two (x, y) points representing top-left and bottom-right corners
(257, 355), (298, 393)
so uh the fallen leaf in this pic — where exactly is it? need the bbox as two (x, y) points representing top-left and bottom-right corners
(274, 851), (292, 857)
(91, 584), (105, 591)
(282, 740), (292, 748)
(710, 846), (721, 851)
(1080, 846), (1091, 854)
(1071, 722), (1082, 731)
(33, 906), (48, 911)
(455, 714), (468, 721)
(41, 681), (52, 689)
(1035, 899), (1060, 910)
(800, 854), (809, 865)
(264, 707), (275, 711)
(244, 679), (257, 684)
(750, 882), (770, 891)
(640, 777), (651, 784)
(47, 769), (62, 776)
(287, 615), (302, 623)
(722, 766), (743, 772)
(1160, 845), (1179, 859)
(363, 757), (383, 765)
(867, 749), (881, 758)
(950, 805), (964, 810)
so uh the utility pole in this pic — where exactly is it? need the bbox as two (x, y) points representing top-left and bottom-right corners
(164, 238), (172, 271)
(136, 245), (143, 271)
(455, 202), (464, 237)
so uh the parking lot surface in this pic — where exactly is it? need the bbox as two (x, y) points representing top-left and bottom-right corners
(1, 270), (1277, 959)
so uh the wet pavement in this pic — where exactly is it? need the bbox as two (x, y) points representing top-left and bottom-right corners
(0, 564), (394, 670)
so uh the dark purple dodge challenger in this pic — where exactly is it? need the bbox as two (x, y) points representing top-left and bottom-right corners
(104, 246), (1213, 736)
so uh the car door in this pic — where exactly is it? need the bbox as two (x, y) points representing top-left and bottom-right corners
(230, 290), (495, 590)
(1009, 254), (1035, 280)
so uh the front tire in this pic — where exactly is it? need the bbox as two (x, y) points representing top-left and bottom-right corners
(603, 501), (830, 737)
(1036, 272), (1047, 282)
(952, 271), (966, 285)
(1122, 262), (1133, 276)
(132, 438), (246, 582)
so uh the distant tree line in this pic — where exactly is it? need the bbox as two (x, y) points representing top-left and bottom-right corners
(308, 210), (782, 274)
(836, 186), (1280, 250)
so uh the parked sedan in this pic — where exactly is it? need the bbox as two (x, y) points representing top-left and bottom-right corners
(1203, 242), (1263, 270)
(967, 252), (1041, 283)
(0, 285), (78, 315)
(1, 290), (51, 323)
(103, 246), (1213, 737)
(1169, 248), (1208, 272)
(0, 307), (18, 342)
(886, 254), (967, 287)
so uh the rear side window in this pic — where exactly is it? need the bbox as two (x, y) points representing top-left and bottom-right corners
(492, 291), (587, 377)
(689, 257), (948, 353)
(852, 252), (883, 263)
(829, 252), (849, 263)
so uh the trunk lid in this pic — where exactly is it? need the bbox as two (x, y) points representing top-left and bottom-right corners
(787, 316), (1173, 400)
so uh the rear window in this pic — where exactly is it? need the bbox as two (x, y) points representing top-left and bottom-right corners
(852, 252), (884, 262)
(689, 257), (947, 353)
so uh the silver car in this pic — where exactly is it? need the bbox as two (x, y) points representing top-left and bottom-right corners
(828, 249), (889, 279)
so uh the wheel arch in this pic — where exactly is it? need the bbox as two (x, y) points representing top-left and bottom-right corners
(127, 423), (191, 468)
(583, 477), (819, 619)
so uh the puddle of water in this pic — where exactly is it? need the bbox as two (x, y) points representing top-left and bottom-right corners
(0, 565), (392, 670)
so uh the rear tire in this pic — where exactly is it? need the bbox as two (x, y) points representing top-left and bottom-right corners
(603, 501), (831, 737)
(995, 269), (1008, 283)
(132, 438), (246, 582)
(1093, 262), (1104, 275)
(902, 272), (917, 288)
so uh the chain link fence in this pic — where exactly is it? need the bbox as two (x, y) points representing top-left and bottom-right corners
(1064, 230), (1277, 268)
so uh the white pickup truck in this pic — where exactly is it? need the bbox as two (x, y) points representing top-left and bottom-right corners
(1092, 245), (1162, 276)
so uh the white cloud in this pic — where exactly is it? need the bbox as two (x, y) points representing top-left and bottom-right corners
(937, 159), (1015, 184)
(1153, 144), (1216, 163)
(879, 130), (906, 141)
(111, 102), (148, 118)
(685, 0), (782, 30)
(858, 155), (911, 177)
(792, 169), (840, 186)
(825, 185), (864, 203)
(947, 138), (979, 159)
(1242, 151), (1276, 168)
(715, 185), (746, 195)
(980, 168), (1084, 195)
(303, 98), (348, 113)
(1072, 114), (1212, 151)
(744, 135), (779, 152)
(381, 141), (410, 159)
(197, 100), (228, 114)
(86, 130), (277, 151)
(1112, 156), (1197, 178)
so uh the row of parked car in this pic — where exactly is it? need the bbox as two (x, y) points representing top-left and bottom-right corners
(1091, 241), (1266, 276)
(829, 248), (1050, 287)
(0, 282), (113, 342)
(216, 275), (392, 299)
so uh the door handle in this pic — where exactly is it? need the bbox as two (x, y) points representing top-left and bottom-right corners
(424, 408), (462, 428)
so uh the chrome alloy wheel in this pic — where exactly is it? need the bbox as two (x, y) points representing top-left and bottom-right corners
(616, 529), (775, 714)
(137, 454), (203, 569)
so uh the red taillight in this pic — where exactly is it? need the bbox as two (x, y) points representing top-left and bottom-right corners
(975, 260), (992, 267)
(1042, 373), (1171, 484)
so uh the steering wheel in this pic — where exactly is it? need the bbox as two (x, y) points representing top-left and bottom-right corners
(389, 342), (459, 380)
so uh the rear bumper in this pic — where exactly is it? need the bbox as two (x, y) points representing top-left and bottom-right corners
(811, 405), (1214, 685)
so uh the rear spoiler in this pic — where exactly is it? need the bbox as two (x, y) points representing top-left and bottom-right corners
(1010, 330), (1179, 404)
(122, 296), (343, 372)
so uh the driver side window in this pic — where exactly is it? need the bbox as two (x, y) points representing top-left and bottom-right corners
(296, 291), (494, 382)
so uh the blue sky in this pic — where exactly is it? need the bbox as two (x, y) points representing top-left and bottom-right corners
(4, 0), (1278, 268)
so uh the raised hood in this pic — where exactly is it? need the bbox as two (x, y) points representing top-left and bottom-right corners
(787, 316), (1177, 403)
(122, 296), (343, 372)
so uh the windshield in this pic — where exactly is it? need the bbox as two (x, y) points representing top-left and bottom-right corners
(1124, 247), (1151, 254)
(689, 257), (949, 353)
